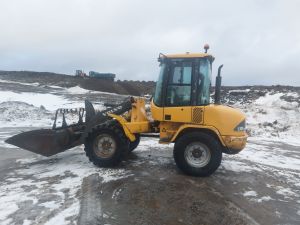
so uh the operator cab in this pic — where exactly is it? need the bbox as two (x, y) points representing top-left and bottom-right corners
(153, 52), (214, 107)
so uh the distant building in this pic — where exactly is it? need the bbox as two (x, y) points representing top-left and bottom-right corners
(75, 70), (87, 77)
(88, 71), (116, 81)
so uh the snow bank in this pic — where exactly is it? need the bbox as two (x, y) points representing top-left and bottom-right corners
(233, 91), (300, 145)
(0, 79), (40, 87)
(229, 89), (250, 93)
(0, 90), (84, 111)
(67, 86), (90, 94)
(0, 101), (53, 127)
(66, 85), (126, 96)
(0, 101), (87, 128)
(0, 89), (94, 128)
(0, 86), (109, 128)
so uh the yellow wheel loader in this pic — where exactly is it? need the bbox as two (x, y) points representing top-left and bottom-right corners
(6, 45), (247, 176)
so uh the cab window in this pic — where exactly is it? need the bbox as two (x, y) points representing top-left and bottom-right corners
(153, 63), (166, 106)
(166, 61), (192, 106)
(197, 58), (211, 105)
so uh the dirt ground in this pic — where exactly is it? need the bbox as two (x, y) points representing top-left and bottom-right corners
(77, 138), (300, 225)
(0, 72), (156, 96)
(0, 130), (299, 225)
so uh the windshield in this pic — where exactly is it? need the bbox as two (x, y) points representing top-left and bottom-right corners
(198, 58), (212, 105)
(153, 63), (165, 106)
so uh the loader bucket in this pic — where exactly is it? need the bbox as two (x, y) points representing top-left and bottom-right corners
(5, 97), (133, 157)
(5, 128), (83, 157)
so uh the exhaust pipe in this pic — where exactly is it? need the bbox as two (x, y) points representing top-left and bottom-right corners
(215, 64), (223, 104)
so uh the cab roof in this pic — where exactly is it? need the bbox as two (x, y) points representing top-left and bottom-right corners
(159, 52), (215, 62)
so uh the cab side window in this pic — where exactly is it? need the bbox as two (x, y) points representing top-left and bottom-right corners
(166, 61), (192, 106)
(197, 58), (211, 105)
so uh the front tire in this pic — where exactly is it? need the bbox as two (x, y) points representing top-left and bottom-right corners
(173, 132), (222, 177)
(129, 134), (140, 152)
(84, 121), (129, 167)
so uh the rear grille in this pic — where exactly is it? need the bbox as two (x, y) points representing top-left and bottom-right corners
(192, 108), (203, 123)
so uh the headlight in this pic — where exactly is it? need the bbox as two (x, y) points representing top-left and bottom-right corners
(234, 120), (246, 132)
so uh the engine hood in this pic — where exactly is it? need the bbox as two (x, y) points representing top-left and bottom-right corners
(203, 104), (246, 136)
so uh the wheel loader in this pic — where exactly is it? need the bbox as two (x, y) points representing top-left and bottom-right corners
(5, 45), (247, 176)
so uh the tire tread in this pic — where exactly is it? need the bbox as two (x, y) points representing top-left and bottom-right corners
(84, 120), (129, 167)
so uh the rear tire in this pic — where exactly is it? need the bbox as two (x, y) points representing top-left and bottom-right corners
(129, 134), (140, 152)
(173, 132), (222, 177)
(84, 121), (129, 167)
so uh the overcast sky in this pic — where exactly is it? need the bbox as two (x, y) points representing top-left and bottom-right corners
(0, 0), (299, 85)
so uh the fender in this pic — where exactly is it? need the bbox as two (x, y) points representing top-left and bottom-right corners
(170, 124), (226, 146)
(108, 113), (136, 142)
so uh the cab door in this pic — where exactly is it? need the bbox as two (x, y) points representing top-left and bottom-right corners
(163, 60), (193, 123)
(190, 58), (212, 124)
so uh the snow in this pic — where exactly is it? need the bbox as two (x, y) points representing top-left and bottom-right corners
(0, 131), (13, 148)
(0, 101), (53, 128)
(234, 140), (300, 170)
(112, 188), (122, 199)
(276, 187), (299, 198)
(0, 90), (84, 111)
(39, 201), (61, 210)
(66, 85), (127, 96)
(229, 89), (250, 93)
(243, 192), (273, 203)
(221, 160), (262, 172)
(233, 91), (300, 145)
(0, 79), (39, 87)
(67, 86), (90, 94)
(0, 147), (133, 224)
(0, 101), (89, 128)
(66, 85), (123, 97)
(243, 190), (257, 197)
(22, 220), (31, 225)
(0, 90), (106, 128)
(0, 200), (19, 220)
(254, 92), (284, 105)
(44, 202), (79, 225)
(44, 85), (64, 89)
(1, 219), (13, 225)
(255, 196), (272, 203)
(0, 179), (42, 221)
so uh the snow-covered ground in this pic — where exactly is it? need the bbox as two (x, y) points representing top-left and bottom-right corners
(0, 136), (299, 225)
(0, 84), (107, 128)
(0, 146), (133, 225)
(0, 79), (299, 224)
